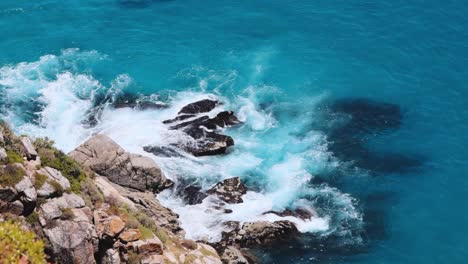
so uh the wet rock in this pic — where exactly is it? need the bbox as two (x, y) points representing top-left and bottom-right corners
(162, 114), (196, 124)
(181, 185), (208, 205)
(142, 145), (185, 158)
(178, 99), (219, 114)
(207, 177), (247, 204)
(263, 207), (314, 220)
(236, 221), (299, 247)
(69, 134), (172, 192)
(20, 136), (38, 160)
(221, 246), (250, 264)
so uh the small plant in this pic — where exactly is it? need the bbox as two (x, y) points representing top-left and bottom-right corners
(5, 149), (23, 164)
(25, 211), (40, 225)
(59, 207), (75, 220)
(33, 172), (48, 189)
(155, 227), (169, 244)
(49, 180), (64, 195)
(138, 225), (154, 240)
(127, 251), (142, 264)
(0, 164), (26, 186)
(0, 220), (46, 264)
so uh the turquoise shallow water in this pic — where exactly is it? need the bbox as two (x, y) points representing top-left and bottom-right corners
(1, 1), (468, 263)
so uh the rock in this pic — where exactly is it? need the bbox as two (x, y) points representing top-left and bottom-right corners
(0, 186), (18, 202)
(141, 254), (163, 264)
(39, 193), (86, 224)
(69, 134), (172, 192)
(236, 221), (299, 247)
(207, 177), (247, 204)
(263, 208), (314, 220)
(0, 130), (4, 143)
(104, 216), (125, 237)
(0, 199), (24, 215)
(128, 238), (164, 255)
(221, 246), (250, 264)
(119, 228), (141, 242)
(181, 185), (208, 205)
(0, 148), (6, 161)
(44, 219), (96, 264)
(14, 176), (37, 214)
(20, 136), (38, 160)
(178, 99), (219, 114)
(37, 167), (71, 190)
(102, 248), (121, 264)
(162, 114), (196, 125)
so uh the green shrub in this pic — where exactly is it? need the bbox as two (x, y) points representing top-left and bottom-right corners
(155, 227), (169, 244)
(33, 172), (48, 189)
(25, 211), (40, 225)
(127, 251), (142, 264)
(138, 225), (154, 240)
(5, 149), (23, 164)
(59, 207), (75, 220)
(0, 220), (46, 264)
(35, 140), (88, 194)
(49, 180), (64, 195)
(0, 164), (26, 186)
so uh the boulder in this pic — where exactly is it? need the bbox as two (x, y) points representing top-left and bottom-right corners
(0, 148), (6, 161)
(20, 136), (38, 160)
(119, 229), (141, 242)
(264, 208), (314, 220)
(181, 185), (208, 205)
(236, 221), (299, 247)
(44, 219), (96, 264)
(207, 177), (247, 204)
(221, 246), (250, 264)
(36, 167), (71, 197)
(178, 99), (219, 114)
(39, 193), (86, 225)
(69, 134), (172, 192)
(103, 216), (125, 238)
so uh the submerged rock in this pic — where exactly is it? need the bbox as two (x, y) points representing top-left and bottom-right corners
(207, 177), (247, 204)
(69, 134), (172, 192)
(178, 99), (219, 114)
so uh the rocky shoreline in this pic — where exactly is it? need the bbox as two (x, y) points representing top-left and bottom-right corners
(0, 99), (305, 264)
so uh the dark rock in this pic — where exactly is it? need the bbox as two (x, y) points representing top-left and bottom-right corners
(178, 99), (219, 114)
(263, 208), (314, 220)
(162, 114), (196, 125)
(142, 145), (185, 158)
(181, 185), (208, 205)
(207, 178), (247, 204)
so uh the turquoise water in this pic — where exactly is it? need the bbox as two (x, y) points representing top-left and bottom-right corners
(1, 1), (468, 263)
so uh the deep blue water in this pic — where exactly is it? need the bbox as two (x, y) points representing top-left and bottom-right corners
(1, 1), (468, 263)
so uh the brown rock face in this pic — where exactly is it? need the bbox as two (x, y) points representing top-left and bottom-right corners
(237, 221), (299, 247)
(104, 217), (125, 237)
(69, 134), (172, 192)
(207, 177), (247, 204)
(119, 229), (141, 242)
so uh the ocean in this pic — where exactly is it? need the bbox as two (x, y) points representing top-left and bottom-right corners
(1, 0), (467, 263)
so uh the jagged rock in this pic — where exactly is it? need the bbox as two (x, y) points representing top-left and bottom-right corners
(236, 221), (299, 247)
(178, 99), (219, 114)
(0, 148), (6, 161)
(181, 185), (208, 205)
(102, 248), (121, 264)
(94, 176), (183, 236)
(0, 200), (24, 215)
(14, 175), (37, 214)
(20, 136), (38, 160)
(264, 208), (314, 220)
(162, 114), (196, 125)
(39, 193), (86, 225)
(207, 177), (247, 204)
(0, 186), (17, 202)
(119, 229), (141, 242)
(128, 238), (164, 255)
(44, 219), (96, 264)
(103, 216), (125, 238)
(221, 246), (250, 264)
(36, 167), (71, 197)
(69, 134), (172, 192)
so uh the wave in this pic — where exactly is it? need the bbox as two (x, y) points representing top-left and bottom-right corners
(0, 49), (363, 245)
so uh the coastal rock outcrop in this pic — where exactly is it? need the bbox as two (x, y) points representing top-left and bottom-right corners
(207, 177), (247, 204)
(148, 99), (241, 157)
(69, 134), (173, 192)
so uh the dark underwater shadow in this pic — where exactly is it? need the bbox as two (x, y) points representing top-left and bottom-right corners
(326, 98), (423, 174)
(118, 0), (174, 8)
